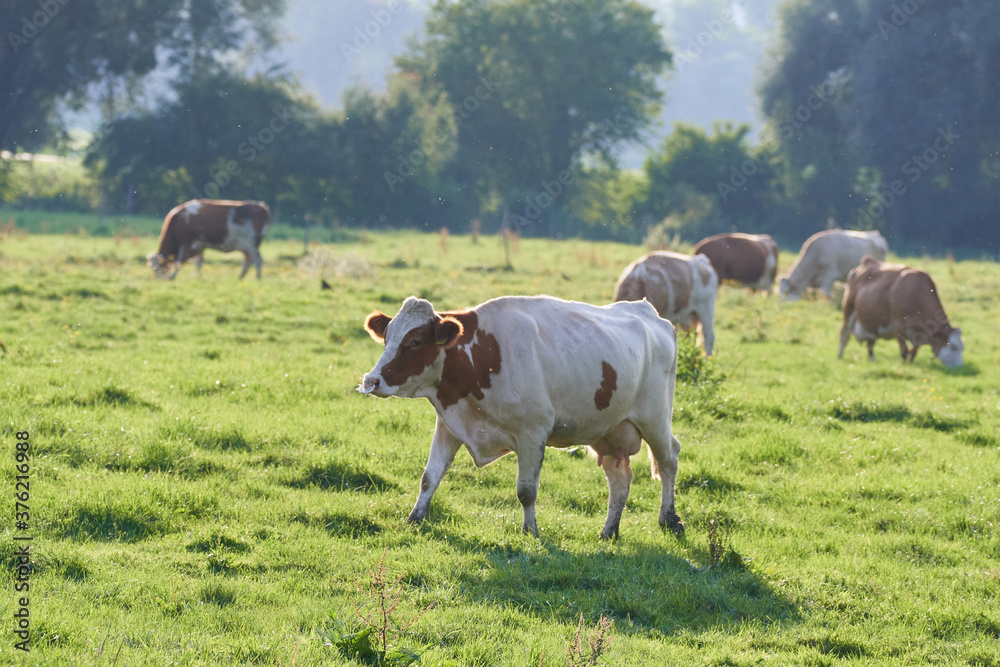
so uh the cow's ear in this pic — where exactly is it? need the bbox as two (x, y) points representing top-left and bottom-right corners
(364, 312), (392, 343)
(435, 316), (464, 348)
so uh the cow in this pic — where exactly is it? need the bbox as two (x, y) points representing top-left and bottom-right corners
(613, 251), (718, 356)
(779, 229), (888, 301)
(692, 233), (778, 294)
(838, 256), (963, 367)
(360, 295), (684, 540)
(147, 199), (270, 280)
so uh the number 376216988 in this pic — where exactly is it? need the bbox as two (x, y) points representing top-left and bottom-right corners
(15, 432), (30, 529)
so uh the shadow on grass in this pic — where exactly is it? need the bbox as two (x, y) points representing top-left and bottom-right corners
(447, 539), (799, 636)
(829, 399), (969, 432)
(290, 510), (383, 537)
(55, 503), (172, 542)
(55, 385), (159, 411)
(284, 461), (398, 493)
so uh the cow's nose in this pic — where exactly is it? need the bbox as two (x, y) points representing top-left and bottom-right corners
(359, 375), (380, 394)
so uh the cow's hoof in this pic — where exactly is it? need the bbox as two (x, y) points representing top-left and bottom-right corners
(660, 513), (685, 538)
(521, 523), (539, 538)
(406, 511), (426, 525)
(599, 529), (619, 541)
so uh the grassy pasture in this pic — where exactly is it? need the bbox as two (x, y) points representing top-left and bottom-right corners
(1, 227), (999, 665)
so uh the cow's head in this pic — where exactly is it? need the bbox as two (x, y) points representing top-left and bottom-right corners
(146, 252), (172, 279)
(933, 327), (964, 368)
(778, 277), (801, 301)
(359, 297), (464, 398)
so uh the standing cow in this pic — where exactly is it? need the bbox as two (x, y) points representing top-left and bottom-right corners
(779, 229), (888, 301)
(692, 233), (778, 294)
(147, 199), (270, 280)
(838, 256), (963, 367)
(360, 295), (684, 540)
(613, 251), (718, 356)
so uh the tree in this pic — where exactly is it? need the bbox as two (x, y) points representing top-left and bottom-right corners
(86, 69), (317, 216)
(757, 0), (862, 238)
(1, 0), (282, 154)
(640, 122), (779, 241)
(759, 0), (1000, 251)
(399, 0), (671, 235)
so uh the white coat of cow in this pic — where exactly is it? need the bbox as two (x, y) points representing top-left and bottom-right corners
(360, 295), (684, 540)
(838, 256), (964, 367)
(779, 229), (888, 301)
(613, 251), (718, 356)
(148, 199), (270, 280)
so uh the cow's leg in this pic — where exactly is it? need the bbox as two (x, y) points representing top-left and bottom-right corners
(897, 336), (909, 361)
(407, 417), (462, 525)
(699, 302), (716, 357)
(515, 440), (546, 537)
(170, 247), (188, 280)
(645, 427), (684, 537)
(239, 252), (251, 279)
(595, 421), (641, 540)
(866, 339), (877, 361)
(194, 252), (204, 276)
(837, 313), (855, 359)
(252, 248), (263, 279)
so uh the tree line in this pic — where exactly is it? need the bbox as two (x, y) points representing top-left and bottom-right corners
(2, 0), (998, 251)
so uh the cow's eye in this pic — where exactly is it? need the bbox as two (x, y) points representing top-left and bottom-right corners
(409, 339), (423, 348)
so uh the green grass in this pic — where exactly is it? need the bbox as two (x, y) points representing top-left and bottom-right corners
(1, 226), (999, 665)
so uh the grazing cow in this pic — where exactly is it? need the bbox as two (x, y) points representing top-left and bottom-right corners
(613, 251), (718, 356)
(779, 229), (888, 301)
(838, 256), (963, 367)
(360, 295), (684, 540)
(692, 233), (778, 294)
(147, 199), (270, 279)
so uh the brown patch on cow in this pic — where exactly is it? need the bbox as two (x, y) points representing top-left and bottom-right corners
(594, 361), (617, 410)
(371, 310), (466, 388)
(378, 319), (441, 388)
(437, 310), (503, 409)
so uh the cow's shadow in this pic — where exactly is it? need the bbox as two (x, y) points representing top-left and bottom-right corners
(425, 524), (800, 637)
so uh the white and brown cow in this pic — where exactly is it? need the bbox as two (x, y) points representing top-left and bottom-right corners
(692, 233), (778, 294)
(779, 229), (888, 301)
(360, 295), (684, 540)
(147, 199), (270, 280)
(838, 256), (963, 367)
(613, 251), (718, 356)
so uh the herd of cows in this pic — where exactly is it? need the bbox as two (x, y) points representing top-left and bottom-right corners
(148, 198), (965, 540)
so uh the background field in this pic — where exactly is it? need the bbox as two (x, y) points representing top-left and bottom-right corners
(1, 227), (998, 665)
